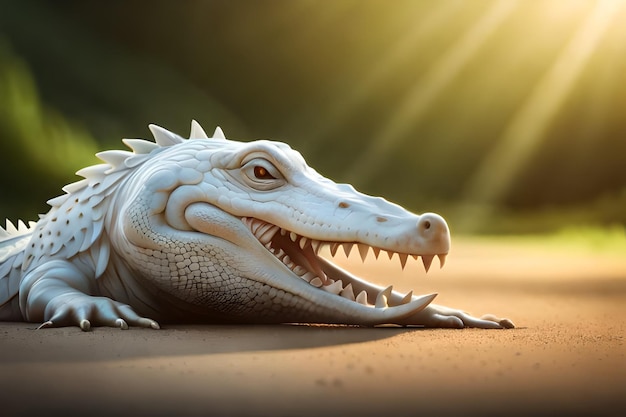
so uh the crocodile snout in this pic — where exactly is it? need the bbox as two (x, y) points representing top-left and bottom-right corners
(417, 213), (450, 255)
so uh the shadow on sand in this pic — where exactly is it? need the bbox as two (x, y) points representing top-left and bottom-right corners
(0, 322), (423, 363)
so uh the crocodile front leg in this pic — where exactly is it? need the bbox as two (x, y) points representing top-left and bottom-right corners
(19, 260), (160, 331)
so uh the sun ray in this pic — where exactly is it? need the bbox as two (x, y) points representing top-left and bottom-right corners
(344, 0), (518, 184)
(297, 0), (463, 154)
(457, 0), (623, 232)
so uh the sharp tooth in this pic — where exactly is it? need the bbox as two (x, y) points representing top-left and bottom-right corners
(382, 285), (393, 296)
(258, 225), (279, 244)
(372, 247), (381, 259)
(400, 290), (413, 304)
(399, 253), (408, 270)
(310, 277), (323, 287)
(356, 290), (369, 305)
(323, 280), (343, 295)
(330, 243), (340, 257)
(340, 283), (356, 301)
(280, 228), (287, 236)
(438, 253), (447, 268)
(299, 236), (310, 250)
(249, 219), (261, 234)
(375, 294), (388, 308)
(254, 222), (271, 237)
(342, 243), (353, 257)
(311, 240), (322, 254)
(293, 266), (307, 276)
(290, 232), (298, 242)
(283, 255), (291, 265)
(387, 250), (395, 260)
(302, 272), (316, 282)
(375, 286), (392, 308)
(422, 255), (434, 272)
(276, 249), (286, 259)
(411, 254), (418, 260)
(357, 244), (369, 262)
(265, 224), (280, 237)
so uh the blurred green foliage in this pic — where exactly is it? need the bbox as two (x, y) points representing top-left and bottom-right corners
(0, 0), (624, 234)
(0, 39), (98, 219)
(468, 224), (626, 255)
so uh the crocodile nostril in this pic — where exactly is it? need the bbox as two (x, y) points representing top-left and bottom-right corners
(417, 213), (449, 237)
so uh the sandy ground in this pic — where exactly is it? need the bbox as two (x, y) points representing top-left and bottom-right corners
(1, 238), (625, 417)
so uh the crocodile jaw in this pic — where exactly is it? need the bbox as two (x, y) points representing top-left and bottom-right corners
(240, 215), (448, 324)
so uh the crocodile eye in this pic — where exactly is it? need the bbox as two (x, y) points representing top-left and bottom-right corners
(254, 165), (275, 180)
(240, 158), (284, 189)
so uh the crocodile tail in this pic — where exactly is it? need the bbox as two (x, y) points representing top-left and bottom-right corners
(0, 219), (35, 320)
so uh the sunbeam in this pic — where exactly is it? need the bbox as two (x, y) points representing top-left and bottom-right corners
(297, 0), (462, 154)
(457, 0), (624, 232)
(343, 0), (517, 184)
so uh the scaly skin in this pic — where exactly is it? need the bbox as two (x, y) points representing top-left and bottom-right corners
(0, 121), (514, 330)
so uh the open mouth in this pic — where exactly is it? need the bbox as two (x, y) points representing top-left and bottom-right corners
(242, 217), (447, 309)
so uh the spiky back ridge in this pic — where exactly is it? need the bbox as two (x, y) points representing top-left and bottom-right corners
(0, 120), (225, 273)
(0, 220), (34, 281)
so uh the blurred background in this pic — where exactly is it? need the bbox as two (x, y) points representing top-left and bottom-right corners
(0, 0), (625, 235)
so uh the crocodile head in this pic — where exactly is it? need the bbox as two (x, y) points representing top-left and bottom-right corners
(114, 122), (450, 325)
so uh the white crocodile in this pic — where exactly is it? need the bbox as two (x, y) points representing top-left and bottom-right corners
(0, 121), (513, 330)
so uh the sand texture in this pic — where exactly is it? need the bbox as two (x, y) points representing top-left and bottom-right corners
(1, 238), (624, 417)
